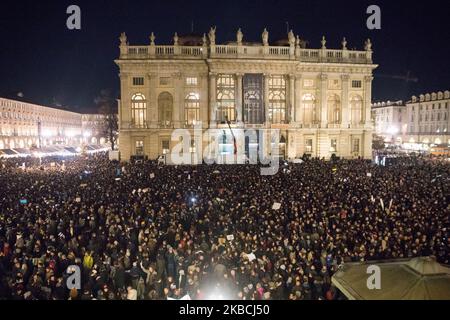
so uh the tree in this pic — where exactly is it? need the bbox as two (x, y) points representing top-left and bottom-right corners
(95, 89), (118, 151)
(372, 134), (385, 151)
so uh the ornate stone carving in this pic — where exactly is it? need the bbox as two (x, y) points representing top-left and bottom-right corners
(341, 74), (350, 81)
(208, 26), (216, 45)
(172, 72), (182, 79)
(320, 73), (328, 81)
(262, 28), (269, 46)
(236, 28), (243, 45)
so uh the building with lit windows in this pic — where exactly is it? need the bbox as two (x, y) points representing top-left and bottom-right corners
(371, 100), (407, 142)
(0, 97), (108, 151)
(372, 90), (450, 149)
(115, 28), (377, 161)
(82, 114), (108, 145)
(406, 90), (450, 146)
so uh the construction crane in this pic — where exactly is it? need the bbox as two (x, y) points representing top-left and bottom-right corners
(375, 70), (418, 83)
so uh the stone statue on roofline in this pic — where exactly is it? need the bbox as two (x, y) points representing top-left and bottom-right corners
(262, 28), (269, 46)
(365, 38), (372, 51)
(202, 33), (207, 46)
(288, 29), (295, 46)
(119, 32), (127, 46)
(150, 32), (155, 46)
(321, 36), (326, 49)
(237, 28), (243, 45)
(342, 37), (347, 50)
(209, 26), (216, 45)
(173, 32), (179, 46)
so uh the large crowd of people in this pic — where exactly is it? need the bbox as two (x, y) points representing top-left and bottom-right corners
(0, 153), (448, 300)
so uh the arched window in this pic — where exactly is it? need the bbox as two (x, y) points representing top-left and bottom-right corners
(302, 93), (316, 124)
(350, 95), (363, 125)
(131, 93), (146, 128)
(158, 92), (173, 126)
(185, 92), (200, 126)
(217, 75), (236, 122)
(268, 75), (287, 124)
(327, 94), (341, 124)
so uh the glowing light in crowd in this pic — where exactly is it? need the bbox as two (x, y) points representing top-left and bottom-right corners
(65, 130), (76, 138)
(42, 129), (53, 137)
(387, 126), (399, 135)
(83, 130), (92, 138)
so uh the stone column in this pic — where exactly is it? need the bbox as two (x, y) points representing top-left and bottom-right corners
(119, 73), (130, 127)
(236, 73), (243, 124)
(288, 74), (295, 124)
(147, 73), (157, 128)
(320, 73), (328, 127)
(173, 72), (183, 128)
(199, 73), (208, 129)
(364, 76), (373, 125)
(209, 72), (217, 127)
(341, 74), (350, 128)
(294, 75), (302, 124)
(264, 73), (270, 124)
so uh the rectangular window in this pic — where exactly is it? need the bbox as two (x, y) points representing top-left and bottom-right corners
(185, 93), (200, 126)
(135, 140), (144, 156)
(268, 75), (287, 124)
(305, 138), (313, 153)
(216, 74), (236, 122)
(186, 77), (198, 86)
(189, 139), (196, 153)
(352, 138), (360, 153)
(162, 140), (170, 154)
(132, 77), (144, 86)
(303, 79), (314, 88)
(330, 139), (337, 153)
(351, 80), (362, 88)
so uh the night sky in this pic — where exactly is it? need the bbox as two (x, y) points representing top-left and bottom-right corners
(0, 0), (449, 112)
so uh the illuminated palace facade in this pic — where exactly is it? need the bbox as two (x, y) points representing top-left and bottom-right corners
(116, 28), (377, 161)
(0, 97), (107, 150)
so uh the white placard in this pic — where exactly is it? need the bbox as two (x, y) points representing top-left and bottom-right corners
(150, 173), (155, 179)
(75, 197), (81, 203)
(272, 202), (281, 210)
(226, 235), (234, 241)
(366, 172), (372, 177)
(246, 253), (256, 262)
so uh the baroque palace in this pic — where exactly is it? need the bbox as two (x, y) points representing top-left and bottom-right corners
(115, 27), (377, 162)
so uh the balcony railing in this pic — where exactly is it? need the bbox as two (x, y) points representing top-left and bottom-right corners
(120, 43), (373, 64)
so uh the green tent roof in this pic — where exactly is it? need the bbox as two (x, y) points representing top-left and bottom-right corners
(331, 256), (450, 300)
